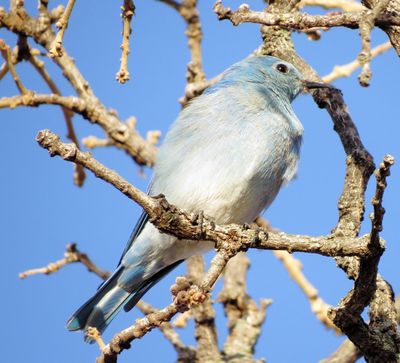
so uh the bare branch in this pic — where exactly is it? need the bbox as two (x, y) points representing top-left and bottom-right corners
(82, 135), (113, 149)
(49, 0), (76, 57)
(362, 0), (400, 56)
(320, 339), (360, 363)
(98, 252), (232, 363)
(219, 253), (270, 362)
(159, 0), (206, 106)
(0, 39), (28, 94)
(28, 53), (86, 186)
(357, 0), (390, 86)
(19, 243), (110, 280)
(370, 155), (394, 242)
(0, 7), (157, 166)
(256, 217), (338, 332)
(116, 0), (135, 83)
(186, 255), (222, 363)
(87, 327), (107, 351)
(136, 301), (197, 363)
(328, 155), (397, 362)
(214, 1), (400, 30)
(173, 310), (191, 328)
(322, 42), (392, 83)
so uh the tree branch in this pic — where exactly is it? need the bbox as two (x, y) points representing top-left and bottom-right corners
(28, 52), (86, 186)
(159, 0), (206, 106)
(116, 0), (135, 83)
(0, 6), (157, 166)
(219, 253), (270, 362)
(19, 243), (111, 280)
(186, 255), (222, 363)
(322, 42), (392, 83)
(136, 301), (197, 363)
(214, 1), (400, 30)
(97, 252), (233, 363)
(49, 0), (76, 57)
(35, 129), (383, 261)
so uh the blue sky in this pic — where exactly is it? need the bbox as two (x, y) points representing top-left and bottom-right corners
(1, 1), (399, 362)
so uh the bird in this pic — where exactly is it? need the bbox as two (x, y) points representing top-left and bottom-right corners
(66, 55), (328, 340)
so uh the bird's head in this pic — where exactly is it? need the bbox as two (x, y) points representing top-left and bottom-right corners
(208, 56), (329, 103)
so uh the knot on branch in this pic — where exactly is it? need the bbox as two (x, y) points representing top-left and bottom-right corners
(36, 129), (77, 160)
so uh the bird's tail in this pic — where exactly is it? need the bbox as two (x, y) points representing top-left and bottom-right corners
(66, 261), (182, 342)
(66, 266), (129, 341)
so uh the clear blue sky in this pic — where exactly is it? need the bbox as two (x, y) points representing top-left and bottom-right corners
(1, 1), (399, 362)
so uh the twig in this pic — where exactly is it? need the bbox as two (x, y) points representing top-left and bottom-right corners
(19, 243), (111, 280)
(320, 339), (360, 363)
(116, 0), (135, 84)
(328, 155), (396, 361)
(0, 39), (28, 94)
(98, 252), (232, 363)
(28, 52), (86, 186)
(82, 135), (113, 149)
(357, 0), (390, 86)
(362, 0), (400, 56)
(322, 42), (392, 83)
(159, 0), (206, 106)
(172, 310), (191, 328)
(370, 155), (394, 243)
(214, 1), (400, 30)
(0, 91), (157, 166)
(49, 0), (76, 57)
(275, 250), (339, 332)
(0, 7), (157, 167)
(136, 301), (197, 362)
(219, 252), (270, 361)
(87, 327), (107, 351)
(186, 255), (222, 363)
(255, 217), (338, 332)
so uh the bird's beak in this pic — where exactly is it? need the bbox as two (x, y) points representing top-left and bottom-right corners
(302, 80), (332, 91)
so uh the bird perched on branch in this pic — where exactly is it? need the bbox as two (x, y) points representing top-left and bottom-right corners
(67, 55), (328, 340)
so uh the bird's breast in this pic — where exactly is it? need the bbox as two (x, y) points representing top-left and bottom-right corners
(153, 114), (302, 225)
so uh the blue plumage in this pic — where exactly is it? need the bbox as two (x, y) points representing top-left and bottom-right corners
(67, 55), (325, 340)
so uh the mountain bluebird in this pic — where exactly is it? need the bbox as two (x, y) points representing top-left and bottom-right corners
(67, 55), (327, 339)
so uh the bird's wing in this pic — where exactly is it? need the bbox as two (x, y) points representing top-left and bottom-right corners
(117, 211), (149, 266)
(117, 180), (155, 266)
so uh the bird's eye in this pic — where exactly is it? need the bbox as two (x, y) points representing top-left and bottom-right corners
(276, 63), (289, 74)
